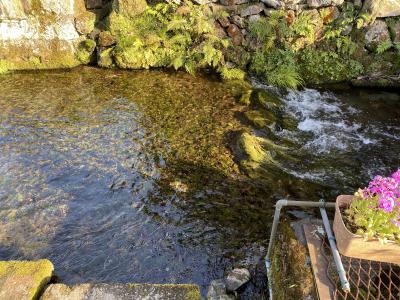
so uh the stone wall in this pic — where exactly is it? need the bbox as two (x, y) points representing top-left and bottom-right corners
(0, 0), (98, 70)
(0, 0), (400, 81)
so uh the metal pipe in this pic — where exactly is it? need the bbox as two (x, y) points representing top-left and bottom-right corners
(266, 200), (335, 259)
(320, 205), (350, 292)
(265, 199), (336, 300)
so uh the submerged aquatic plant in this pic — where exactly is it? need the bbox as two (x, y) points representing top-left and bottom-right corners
(347, 169), (400, 244)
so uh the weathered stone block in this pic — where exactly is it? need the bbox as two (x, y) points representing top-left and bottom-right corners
(112, 0), (147, 18)
(227, 23), (243, 45)
(75, 11), (96, 35)
(41, 283), (201, 300)
(225, 268), (251, 292)
(98, 31), (116, 47)
(0, 260), (53, 300)
(307, 0), (331, 8)
(362, 0), (400, 18)
(261, 0), (281, 8)
(220, 0), (249, 5)
(214, 21), (227, 38)
(218, 16), (230, 28)
(240, 3), (264, 17)
(365, 19), (391, 51)
(232, 15), (245, 28)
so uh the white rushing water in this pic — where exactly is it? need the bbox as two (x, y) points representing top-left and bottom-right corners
(281, 88), (378, 154)
(252, 79), (400, 186)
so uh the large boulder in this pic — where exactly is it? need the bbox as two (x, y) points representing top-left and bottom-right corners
(207, 279), (235, 300)
(224, 268), (251, 292)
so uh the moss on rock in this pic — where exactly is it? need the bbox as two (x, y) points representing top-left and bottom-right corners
(270, 221), (315, 300)
(251, 90), (284, 110)
(42, 283), (201, 300)
(112, 0), (148, 19)
(0, 59), (13, 74)
(98, 47), (115, 68)
(244, 109), (276, 128)
(75, 11), (96, 35)
(0, 259), (54, 300)
(76, 39), (97, 64)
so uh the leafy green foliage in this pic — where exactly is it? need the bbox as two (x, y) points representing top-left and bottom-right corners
(247, 6), (373, 88)
(250, 49), (303, 89)
(299, 48), (363, 84)
(324, 2), (356, 39)
(347, 196), (400, 244)
(220, 67), (245, 80)
(109, 1), (243, 79)
(0, 60), (13, 74)
(376, 40), (393, 54)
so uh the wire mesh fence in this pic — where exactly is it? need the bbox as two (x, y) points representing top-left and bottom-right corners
(322, 237), (400, 300)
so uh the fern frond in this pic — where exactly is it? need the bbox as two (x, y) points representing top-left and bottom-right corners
(376, 41), (393, 54)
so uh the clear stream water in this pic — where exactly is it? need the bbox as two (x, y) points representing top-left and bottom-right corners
(0, 67), (399, 297)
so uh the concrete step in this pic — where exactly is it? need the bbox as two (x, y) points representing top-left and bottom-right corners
(41, 283), (201, 300)
(0, 260), (201, 300)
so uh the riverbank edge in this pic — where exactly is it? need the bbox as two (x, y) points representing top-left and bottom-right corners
(1, 0), (400, 89)
(0, 259), (201, 300)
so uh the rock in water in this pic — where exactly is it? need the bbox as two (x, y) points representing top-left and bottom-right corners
(225, 268), (251, 292)
(207, 279), (235, 300)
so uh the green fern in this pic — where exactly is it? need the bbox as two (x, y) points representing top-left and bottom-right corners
(376, 41), (393, 54)
(250, 49), (303, 89)
(109, 0), (242, 78)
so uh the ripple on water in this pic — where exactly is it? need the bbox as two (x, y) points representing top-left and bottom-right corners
(0, 67), (270, 296)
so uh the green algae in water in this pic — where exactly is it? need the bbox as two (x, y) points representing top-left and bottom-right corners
(0, 67), (270, 296)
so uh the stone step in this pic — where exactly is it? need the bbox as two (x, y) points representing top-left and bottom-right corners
(41, 283), (201, 300)
(0, 259), (54, 300)
(0, 260), (201, 300)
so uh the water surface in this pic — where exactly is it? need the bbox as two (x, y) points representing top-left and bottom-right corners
(0, 67), (399, 297)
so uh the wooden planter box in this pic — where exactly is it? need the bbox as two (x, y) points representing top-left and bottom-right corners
(333, 195), (400, 265)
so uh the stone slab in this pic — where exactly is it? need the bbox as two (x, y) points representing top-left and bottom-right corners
(41, 283), (201, 300)
(0, 259), (54, 300)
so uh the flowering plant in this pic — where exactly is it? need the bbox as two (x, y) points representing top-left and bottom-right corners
(346, 169), (400, 244)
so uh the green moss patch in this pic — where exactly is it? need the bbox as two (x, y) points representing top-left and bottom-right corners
(76, 39), (97, 64)
(0, 259), (54, 300)
(0, 59), (13, 74)
(270, 221), (315, 300)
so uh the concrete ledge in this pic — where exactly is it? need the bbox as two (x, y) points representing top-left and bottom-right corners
(0, 259), (54, 300)
(41, 283), (201, 300)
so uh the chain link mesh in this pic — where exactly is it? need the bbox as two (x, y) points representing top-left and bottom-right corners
(321, 237), (400, 300)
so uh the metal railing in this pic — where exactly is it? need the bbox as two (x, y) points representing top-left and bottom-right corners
(264, 199), (350, 299)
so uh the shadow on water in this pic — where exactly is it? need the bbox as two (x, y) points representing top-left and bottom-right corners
(0, 67), (271, 297)
(0, 67), (399, 298)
